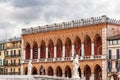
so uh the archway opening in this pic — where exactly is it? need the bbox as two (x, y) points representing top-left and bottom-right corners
(65, 38), (72, 57)
(24, 67), (28, 75)
(74, 36), (81, 56)
(56, 66), (62, 77)
(94, 34), (102, 55)
(84, 35), (91, 56)
(94, 65), (102, 80)
(65, 66), (72, 78)
(84, 65), (91, 80)
(48, 66), (54, 76)
(33, 42), (38, 59)
(56, 39), (62, 58)
(40, 41), (46, 59)
(32, 67), (37, 75)
(26, 43), (30, 59)
(48, 40), (54, 58)
(40, 66), (45, 75)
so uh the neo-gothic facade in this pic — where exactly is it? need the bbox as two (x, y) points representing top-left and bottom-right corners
(21, 15), (120, 80)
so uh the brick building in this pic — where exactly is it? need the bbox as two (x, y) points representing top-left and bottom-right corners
(21, 15), (120, 80)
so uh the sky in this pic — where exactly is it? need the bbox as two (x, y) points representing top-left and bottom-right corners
(0, 0), (120, 40)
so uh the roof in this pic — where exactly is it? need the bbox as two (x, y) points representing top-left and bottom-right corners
(22, 15), (120, 35)
(108, 34), (120, 40)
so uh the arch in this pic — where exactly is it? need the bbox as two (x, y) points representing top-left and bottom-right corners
(48, 39), (54, 58)
(84, 35), (91, 56)
(24, 67), (28, 75)
(40, 65), (45, 75)
(47, 66), (54, 76)
(26, 43), (30, 59)
(33, 41), (38, 59)
(65, 66), (72, 78)
(94, 65), (102, 80)
(32, 67), (37, 75)
(65, 38), (72, 57)
(40, 41), (46, 59)
(110, 74), (118, 80)
(56, 38), (63, 58)
(84, 65), (91, 80)
(74, 36), (81, 56)
(56, 66), (62, 77)
(94, 34), (102, 55)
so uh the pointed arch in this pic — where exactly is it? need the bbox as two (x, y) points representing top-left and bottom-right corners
(40, 65), (45, 75)
(84, 35), (91, 56)
(74, 36), (81, 56)
(94, 64), (102, 80)
(65, 66), (72, 78)
(33, 41), (38, 59)
(65, 37), (72, 57)
(84, 65), (91, 80)
(26, 43), (30, 59)
(94, 34), (102, 55)
(56, 66), (62, 77)
(47, 66), (54, 76)
(48, 39), (54, 58)
(56, 38), (63, 58)
(32, 67), (37, 75)
(40, 40), (46, 59)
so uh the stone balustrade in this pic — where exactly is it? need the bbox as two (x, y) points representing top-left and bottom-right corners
(22, 55), (107, 63)
(22, 15), (120, 35)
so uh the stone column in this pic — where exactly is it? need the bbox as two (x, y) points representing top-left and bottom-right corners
(81, 43), (84, 60)
(90, 73), (94, 80)
(91, 42), (94, 59)
(30, 48), (33, 59)
(23, 49), (26, 59)
(71, 44), (75, 60)
(54, 46), (56, 61)
(45, 47), (48, 61)
(62, 45), (65, 61)
(37, 48), (40, 62)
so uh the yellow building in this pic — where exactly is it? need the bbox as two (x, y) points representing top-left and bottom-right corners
(0, 41), (6, 74)
(4, 37), (21, 75)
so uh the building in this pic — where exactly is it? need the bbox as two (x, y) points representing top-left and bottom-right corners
(21, 15), (120, 80)
(4, 37), (21, 75)
(107, 34), (120, 80)
(0, 41), (6, 74)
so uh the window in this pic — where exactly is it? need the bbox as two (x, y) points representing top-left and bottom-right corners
(117, 49), (120, 59)
(0, 59), (2, 65)
(18, 50), (21, 56)
(14, 68), (15, 74)
(109, 50), (112, 59)
(14, 50), (16, 55)
(11, 51), (13, 56)
(112, 40), (117, 45)
(108, 61), (112, 72)
(18, 68), (21, 74)
(109, 41), (112, 45)
(14, 60), (16, 65)
(0, 52), (1, 56)
(19, 59), (20, 64)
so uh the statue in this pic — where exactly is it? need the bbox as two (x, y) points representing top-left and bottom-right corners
(72, 55), (80, 79)
(28, 60), (32, 75)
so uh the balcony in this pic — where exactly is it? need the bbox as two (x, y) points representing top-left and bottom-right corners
(5, 63), (21, 66)
(22, 55), (106, 63)
(5, 54), (21, 58)
(108, 55), (119, 60)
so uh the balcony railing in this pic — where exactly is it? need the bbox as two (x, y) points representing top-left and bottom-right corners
(5, 63), (21, 66)
(108, 55), (119, 60)
(5, 54), (21, 58)
(111, 68), (117, 72)
(22, 55), (107, 63)
(5, 72), (21, 75)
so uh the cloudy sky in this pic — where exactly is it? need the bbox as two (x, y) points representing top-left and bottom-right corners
(0, 0), (120, 40)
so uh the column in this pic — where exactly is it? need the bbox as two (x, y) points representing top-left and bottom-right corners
(54, 46), (56, 61)
(45, 47), (48, 61)
(71, 44), (74, 60)
(91, 42), (94, 59)
(37, 48), (40, 62)
(62, 45), (65, 61)
(30, 48), (33, 59)
(81, 43), (84, 60)
(23, 49), (26, 59)
(90, 73), (94, 80)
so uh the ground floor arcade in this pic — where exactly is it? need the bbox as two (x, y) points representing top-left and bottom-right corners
(22, 60), (104, 80)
